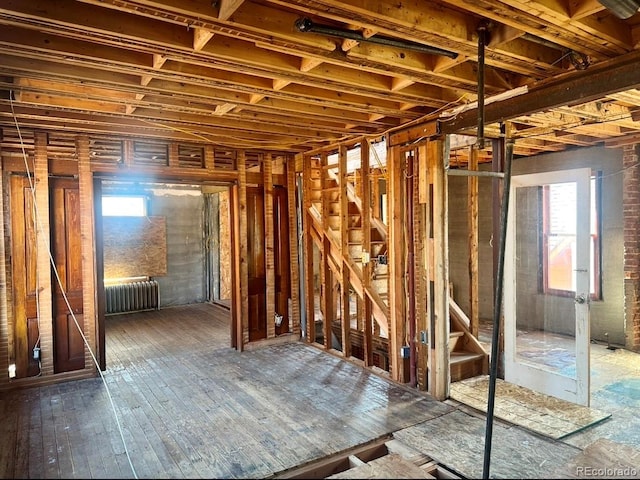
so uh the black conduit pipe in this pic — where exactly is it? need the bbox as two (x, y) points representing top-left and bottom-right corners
(482, 133), (514, 479)
(477, 23), (488, 150)
(295, 17), (458, 59)
(407, 154), (417, 388)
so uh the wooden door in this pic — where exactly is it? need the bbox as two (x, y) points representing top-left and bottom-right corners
(50, 177), (85, 373)
(10, 175), (41, 378)
(273, 186), (291, 335)
(247, 186), (266, 341)
(504, 168), (591, 405)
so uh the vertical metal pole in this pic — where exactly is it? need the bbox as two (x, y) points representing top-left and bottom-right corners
(407, 153), (417, 388)
(477, 23), (488, 150)
(297, 175), (307, 338)
(482, 134), (514, 479)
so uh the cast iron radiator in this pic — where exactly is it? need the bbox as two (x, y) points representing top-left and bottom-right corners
(105, 280), (160, 314)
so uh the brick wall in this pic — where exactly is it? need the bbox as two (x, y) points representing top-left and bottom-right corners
(623, 143), (640, 351)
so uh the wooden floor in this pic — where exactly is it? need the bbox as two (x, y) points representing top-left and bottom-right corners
(2, 303), (639, 479)
(0, 303), (452, 479)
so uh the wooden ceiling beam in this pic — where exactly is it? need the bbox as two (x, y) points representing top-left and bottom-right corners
(0, 104), (330, 149)
(193, 28), (215, 52)
(0, 55), (423, 123)
(218, 0), (245, 21)
(438, 0), (629, 57)
(6, 72), (411, 129)
(439, 51), (640, 134)
(268, 0), (595, 74)
(0, 33), (443, 112)
(258, 40), (501, 95)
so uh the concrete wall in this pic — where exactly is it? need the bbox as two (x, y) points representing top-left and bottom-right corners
(150, 185), (206, 307)
(448, 145), (625, 345)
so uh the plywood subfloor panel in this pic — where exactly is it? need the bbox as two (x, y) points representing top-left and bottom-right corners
(0, 303), (453, 479)
(556, 438), (640, 478)
(449, 375), (611, 439)
(393, 409), (582, 479)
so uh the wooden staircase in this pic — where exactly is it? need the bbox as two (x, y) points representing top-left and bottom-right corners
(308, 158), (390, 336)
(307, 156), (488, 383)
(449, 297), (489, 382)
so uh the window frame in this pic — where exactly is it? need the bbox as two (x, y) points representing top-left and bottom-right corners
(540, 172), (601, 300)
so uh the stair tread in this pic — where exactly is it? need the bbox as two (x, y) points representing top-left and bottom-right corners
(449, 352), (486, 364)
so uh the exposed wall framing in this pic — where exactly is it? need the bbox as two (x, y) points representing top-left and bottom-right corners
(0, 127), (299, 389)
(299, 133), (465, 397)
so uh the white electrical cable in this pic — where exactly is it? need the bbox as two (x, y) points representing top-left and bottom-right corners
(9, 93), (138, 479)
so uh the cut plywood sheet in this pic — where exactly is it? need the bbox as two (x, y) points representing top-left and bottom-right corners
(555, 438), (640, 478)
(449, 375), (611, 439)
(103, 216), (167, 279)
(393, 410), (582, 479)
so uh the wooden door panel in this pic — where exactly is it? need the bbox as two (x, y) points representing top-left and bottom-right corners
(55, 313), (85, 368)
(10, 175), (40, 378)
(50, 178), (85, 373)
(247, 186), (266, 341)
(273, 186), (290, 335)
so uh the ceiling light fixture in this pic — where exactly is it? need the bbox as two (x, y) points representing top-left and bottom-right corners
(294, 17), (458, 59)
(597, 0), (640, 19)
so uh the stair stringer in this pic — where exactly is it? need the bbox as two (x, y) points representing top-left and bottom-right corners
(308, 205), (389, 338)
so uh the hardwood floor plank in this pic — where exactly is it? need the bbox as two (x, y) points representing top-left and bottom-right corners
(1, 303), (452, 479)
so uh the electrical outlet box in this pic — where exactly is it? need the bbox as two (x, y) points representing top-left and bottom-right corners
(420, 330), (428, 344)
(400, 345), (410, 359)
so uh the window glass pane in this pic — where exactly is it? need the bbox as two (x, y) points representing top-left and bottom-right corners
(543, 177), (599, 296)
(547, 234), (576, 291)
(546, 182), (577, 292)
(590, 179), (597, 235)
(548, 182), (576, 235)
(102, 196), (146, 216)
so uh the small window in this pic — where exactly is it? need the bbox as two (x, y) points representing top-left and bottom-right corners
(102, 195), (147, 217)
(541, 174), (601, 299)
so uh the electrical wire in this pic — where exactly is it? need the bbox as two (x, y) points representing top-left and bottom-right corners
(11, 96), (43, 376)
(9, 92), (138, 480)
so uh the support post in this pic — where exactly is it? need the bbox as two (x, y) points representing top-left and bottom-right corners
(483, 129), (514, 479)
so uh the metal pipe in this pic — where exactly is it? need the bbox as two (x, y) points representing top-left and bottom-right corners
(407, 153), (417, 388)
(492, 133), (505, 379)
(297, 174), (307, 339)
(295, 17), (458, 59)
(446, 169), (504, 178)
(521, 33), (565, 51)
(482, 133), (514, 479)
(477, 23), (488, 150)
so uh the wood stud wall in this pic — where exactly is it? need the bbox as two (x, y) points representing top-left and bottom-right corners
(0, 128), (302, 388)
(415, 144), (429, 390)
(286, 159), (301, 338)
(361, 141), (374, 367)
(468, 146), (479, 338)
(388, 143), (407, 383)
(428, 139), (450, 401)
(264, 153), (276, 340)
(0, 122), (481, 402)
(0, 143), (8, 382)
(339, 145), (351, 359)
(298, 133), (452, 398)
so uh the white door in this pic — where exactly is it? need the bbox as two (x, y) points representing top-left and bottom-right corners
(504, 168), (591, 406)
